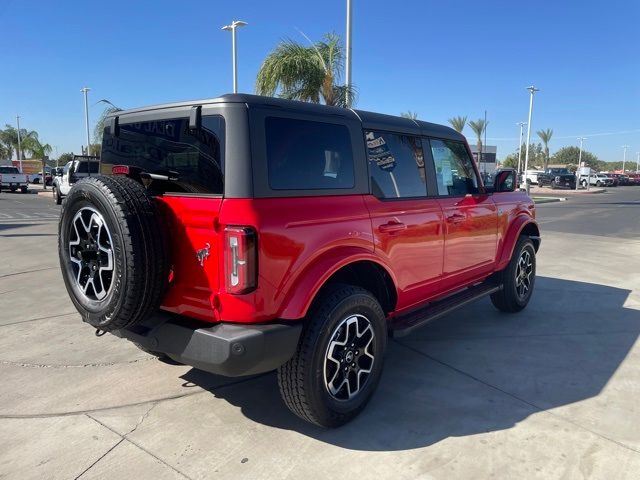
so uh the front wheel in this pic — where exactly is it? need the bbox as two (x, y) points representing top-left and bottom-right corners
(491, 237), (536, 313)
(278, 285), (387, 428)
(596, 181), (602, 187)
(581, 179), (588, 188)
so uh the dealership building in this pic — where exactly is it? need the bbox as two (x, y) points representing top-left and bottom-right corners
(469, 145), (497, 173)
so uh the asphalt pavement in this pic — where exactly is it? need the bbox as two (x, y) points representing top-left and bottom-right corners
(1, 187), (639, 479)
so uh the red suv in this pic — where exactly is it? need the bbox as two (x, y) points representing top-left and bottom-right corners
(58, 94), (540, 427)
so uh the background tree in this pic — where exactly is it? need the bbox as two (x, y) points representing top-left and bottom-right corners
(448, 116), (467, 133)
(22, 137), (52, 160)
(93, 100), (122, 145)
(400, 111), (418, 119)
(57, 152), (74, 165)
(536, 128), (553, 169)
(551, 146), (601, 171)
(256, 33), (355, 107)
(468, 119), (489, 160)
(0, 142), (11, 161)
(0, 125), (39, 160)
(500, 143), (545, 170)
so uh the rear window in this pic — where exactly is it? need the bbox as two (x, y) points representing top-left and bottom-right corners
(0, 167), (19, 174)
(265, 117), (354, 190)
(101, 116), (224, 194)
(75, 162), (100, 174)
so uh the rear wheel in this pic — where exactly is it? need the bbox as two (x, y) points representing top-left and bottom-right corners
(491, 237), (536, 313)
(20, 186), (28, 193)
(278, 285), (387, 428)
(53, 186), (62, 204)
(581, 179), (588, 188)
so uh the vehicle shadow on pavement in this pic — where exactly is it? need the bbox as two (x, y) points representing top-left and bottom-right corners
(180, 276), (639, 451)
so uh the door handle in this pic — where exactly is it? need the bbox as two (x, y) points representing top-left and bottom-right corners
(379, 221), (407, 233)
(446, 213), (465, 224)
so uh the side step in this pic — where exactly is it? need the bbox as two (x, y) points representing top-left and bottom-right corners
(390, 281), (502, 337)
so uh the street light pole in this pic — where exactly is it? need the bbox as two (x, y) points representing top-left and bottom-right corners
(221, 20), (248, 94)
(523, 86), (539, 193)
(81, 87), (91, 156)
(636, 152), (639, 173)
(622, 145), (629, 173)
(16, 115), (22, 172)
(516, 122), (526, 175)
(576, 137), (585, 190)
(345, 0), (353, 107)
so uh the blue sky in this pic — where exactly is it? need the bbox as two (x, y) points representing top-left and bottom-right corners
(1, 0), (639, 163)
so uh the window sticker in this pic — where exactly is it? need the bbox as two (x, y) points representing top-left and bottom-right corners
(366, 132), (396, 172)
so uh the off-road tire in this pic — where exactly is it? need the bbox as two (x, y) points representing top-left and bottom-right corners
(58, 175), (170, 331)
(277, 285), (387, 428)
(491, 237), (536, 313)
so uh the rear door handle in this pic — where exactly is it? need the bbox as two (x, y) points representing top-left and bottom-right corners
(446, 213), (465, 224)
(379, 221), (407, 233)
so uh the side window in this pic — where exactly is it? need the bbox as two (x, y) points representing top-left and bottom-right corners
(265, 117), (355, 190)
(429, 139), (479, 196)
(365, 131), (427, 199)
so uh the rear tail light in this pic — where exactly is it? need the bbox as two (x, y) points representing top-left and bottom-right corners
(112, 165), (130, 175)
(224, 226), (257, 294)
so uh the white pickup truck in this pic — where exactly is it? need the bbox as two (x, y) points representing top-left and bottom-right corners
(0, 166), (29, 193)
(52, 156), (100, 204)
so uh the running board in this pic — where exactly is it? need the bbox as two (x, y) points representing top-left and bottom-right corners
(390, 282), (502, 337)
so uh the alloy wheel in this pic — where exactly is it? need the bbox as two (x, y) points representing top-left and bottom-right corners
(323, 314), (376, 401)
(68, 207), (114, 301)
(515, 249), (533, 299)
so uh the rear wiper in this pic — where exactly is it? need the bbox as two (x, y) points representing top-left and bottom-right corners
(139, 170), (180, 182)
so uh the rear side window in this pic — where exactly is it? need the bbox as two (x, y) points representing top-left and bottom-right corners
(265, 117), (355, 190)
(365, 131), (427, 199)
(429, 139), (479, 196)
(101, 116), (224, 194)
(75, 162), (100, 174)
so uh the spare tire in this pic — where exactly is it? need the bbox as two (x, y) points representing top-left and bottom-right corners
(58, 175), (170, 331)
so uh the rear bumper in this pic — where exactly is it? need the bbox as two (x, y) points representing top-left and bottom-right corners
(114, 311), (303, 377)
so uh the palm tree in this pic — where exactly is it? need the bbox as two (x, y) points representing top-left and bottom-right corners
(93, 100), (122, 145)
(256, 33), (355, 107)
(400, 111), (418, 120)
(23, 137), (52, 160)
(0, 125), (38, 160)
(448, 116), (467, 133)
(537, 128), (553, 169)
(468, 119), (489, 161)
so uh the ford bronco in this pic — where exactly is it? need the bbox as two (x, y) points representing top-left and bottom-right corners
(58, 94), (540, 427)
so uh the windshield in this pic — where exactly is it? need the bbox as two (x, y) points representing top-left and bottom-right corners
(0, 166), (20, 174)
(549, 168), (569, 174)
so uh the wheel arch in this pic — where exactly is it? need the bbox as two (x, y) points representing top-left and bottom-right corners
(496, 216), (540, 271)
(277, 251), (398, 320)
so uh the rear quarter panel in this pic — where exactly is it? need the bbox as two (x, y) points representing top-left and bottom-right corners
(217, 196), (376, 322)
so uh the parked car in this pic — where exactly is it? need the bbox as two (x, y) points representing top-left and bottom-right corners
(0, 165), (29, 193)
(57, 94), (540, 427)
(537, 168), (576, 189)
(523, 169), (541, 185)
(580, 172), (614, 188)
(609, 173), (631, 186)
(626, 173), (640, 185)
(52, 156), (100, 204)
(602, 174), (619, 186)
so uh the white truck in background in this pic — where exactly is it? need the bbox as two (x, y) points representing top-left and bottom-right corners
(0, 166), (30, 193)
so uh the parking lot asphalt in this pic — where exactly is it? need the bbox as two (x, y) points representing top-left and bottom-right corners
(1, 187), (639, 479)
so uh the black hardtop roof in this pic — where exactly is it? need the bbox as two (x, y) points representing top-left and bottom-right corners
(111, 93), (464, 141)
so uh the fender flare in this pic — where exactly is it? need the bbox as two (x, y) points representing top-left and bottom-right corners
(277, 246), (397, 320)
(496, 215), (540, 270)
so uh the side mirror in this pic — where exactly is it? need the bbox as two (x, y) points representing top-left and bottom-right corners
(493, 169), (516, 192)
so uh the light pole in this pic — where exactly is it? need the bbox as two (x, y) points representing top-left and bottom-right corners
(516, 122), (526, 175)
(345, 0), (353, 107)
(523, 86), (539, 193)
(81, 87), (91, 156)
(636, 152), (639, 173)
(221, 20), (248, 94)
(622, 145), (629, 173)
(576, 137), (586, 190)
(16, 115), (22, 172)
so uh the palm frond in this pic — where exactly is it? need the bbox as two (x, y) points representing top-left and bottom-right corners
(448, 116), (467, 133)
(400, 111), (419, 120)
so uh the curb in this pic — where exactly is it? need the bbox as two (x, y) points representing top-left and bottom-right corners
(532, 197), (566, 204)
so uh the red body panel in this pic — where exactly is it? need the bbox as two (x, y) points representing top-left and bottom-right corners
(155, 190), (537, 325)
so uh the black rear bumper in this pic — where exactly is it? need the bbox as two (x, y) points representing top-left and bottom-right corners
(113, 311), (303, 377)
